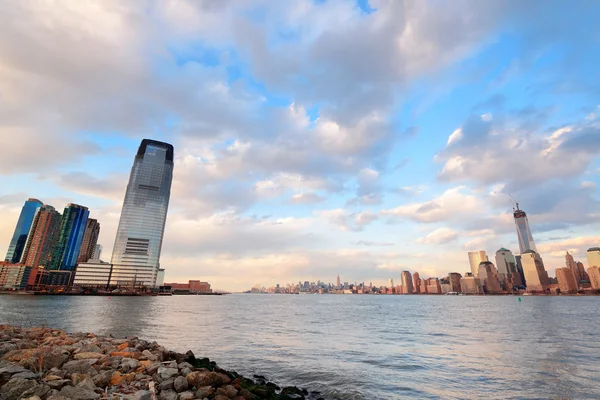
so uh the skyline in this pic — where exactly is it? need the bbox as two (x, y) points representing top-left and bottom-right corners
(1, 0), (599, 291)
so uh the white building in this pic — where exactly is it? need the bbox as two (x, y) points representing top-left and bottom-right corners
(73, 260), (112, 288)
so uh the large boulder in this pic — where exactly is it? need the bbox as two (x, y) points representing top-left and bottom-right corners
(157, 367), (178, 380)
(195, 386), (215, 399)
(186, 371), (230, 388)
(91, 370), (113, 388)
(42, 348), (70, 370)
(158, 389), (177, 400)
(62, 359), (98, 376)
(58, 385), (101, 400)
(173, 376), (188, 393)
(132, 390), (153, 400)
(120, 357), (140, 372)
(0, 377), (39, 400)
(216, 385), (238, 398)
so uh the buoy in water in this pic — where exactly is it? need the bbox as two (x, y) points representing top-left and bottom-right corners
(518, 297), (522, 302)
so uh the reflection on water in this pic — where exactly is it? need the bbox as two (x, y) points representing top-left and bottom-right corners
(1, 294), (599, 400)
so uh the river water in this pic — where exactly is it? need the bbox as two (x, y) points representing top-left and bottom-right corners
(1, 294), (599, 399)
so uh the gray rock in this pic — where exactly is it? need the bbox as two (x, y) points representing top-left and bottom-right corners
(176, 362), (193, 370)
(173, 376), (188, 393)
(76, 376), (97, 391)
(111, 339), (129, 345)
(157, 366), (178, 380)
(20, 383), (51, 399)
(142, 350), (157, 361)
(62, 359), (98, 376)
(180, 367), (191, 376)
(178, 392), (194, 400)
(158, 389), (178, 400)
(217, 385), (238, 398)
(120, 357), (140, 372)
(58, 385), (101, 400)
(132, 390), (153, 400)
(0, 377), (38, 400)
(0, 343), (18, 356)
(46, 379), (71, 390)
(21, 396), (41, 400)
(75, 344), (101, 354)
(12, 370), (40, 380)
(92, 370), (113, 388)
(145, 362), (161, 376)
(195, 386), (215, 399)
(43, 348), (70, 370)
(158, 378), (175, 391)
(47, 395), (71, 400)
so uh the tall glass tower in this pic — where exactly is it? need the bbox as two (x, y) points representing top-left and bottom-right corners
(50, 203), (90, 271)
(513, 203), (537, 254)
(110, 139), (174, 287)
(5, 198), (43, 263)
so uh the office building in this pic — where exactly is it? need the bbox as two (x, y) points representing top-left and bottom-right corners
(401, 271), (414, 294)
(468, 251), (488, 277)
(586, 247), (600, 269)
(495, 248), (516, 279)
(20, 205), (62, 286)
(92, 244), (103, 261)
(425, 278), (441, 294)
(111, 139), (174, 287)
(575, 262), (589, 282)
(515, 255), (526, 287)
(388, 278), (394, 293)
(588, 266), (600, 290)
(460, 273), (482, 294)
(72, 260), (112, 288)
(521, 250), (550, 293)
(448, 273), (462, 292)
(336, 274), (341, 289)
(77, 219), (100, 263)
(0, 262), (31, 290)
(556, 267), (578, 294)
(478, 261), (503, 293)
(413, 272), (421, 294)
(513, 203), (537, 253)
(5, 198), (43, 263)
(50, 203), (90, 274)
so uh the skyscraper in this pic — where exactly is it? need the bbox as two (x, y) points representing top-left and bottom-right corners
(92, 244), (103, 260)
(50, 204), (90, 272)
(588, 266), (600, 290)
(586, 247), (600, 269)
(468, 251), (488, 277)
(77, 219), (100, 263)
(495, 248), (515, 279)
(5, 198), (43, 263)
(556, 268), (578, 294)
(401, 271), (414, 294)
(521, 250), (549, 293)
(413, 272), (421, 294)
(513, 203), (537, 253)
(111, 139), (174, 287)
(478, 261), (502, 293)
(21, 205), (62, 286)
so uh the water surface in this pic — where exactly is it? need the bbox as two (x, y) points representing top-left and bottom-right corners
(1, 294), (599, 399)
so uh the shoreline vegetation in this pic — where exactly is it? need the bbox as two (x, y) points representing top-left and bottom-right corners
(0, 325), (322, 400)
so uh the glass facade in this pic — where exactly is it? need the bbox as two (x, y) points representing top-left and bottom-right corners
(50, 204), (90, 271)
(514, 206), (537, 254)
(110, 139), (174, 287)
(77, 218), (101, 263)
(5, 198), (43, 263)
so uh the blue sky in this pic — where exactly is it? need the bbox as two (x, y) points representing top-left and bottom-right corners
(0, 0), (599, 291)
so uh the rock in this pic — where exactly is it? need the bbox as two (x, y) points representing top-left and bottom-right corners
(173, 376), (188, 392)
(121, 357), (141, 372)
(110, 371), (124, 386)
(195, 386), (215, 399)
(76, 376), (97, 391)
(217, 385), (238, 398)
(20, 383), (51, 399)
(74, 352), (105, 360)
(238, 388), (253, 400)
(75, 344), (101, 354)
(158, 366), (178, 380)
(47, 396), (71, 400)
(0, 377), (38, 400)
(145, 362), (161, 376)
(0, 364), (28, 384)
(186, 371), (230, 388)
(42, 348), (70, 370)
(62, 359), (98, 375)
(184, 350), (195, 361)
(214, 395), (231, 400)
(22, 396), (41, 400)
(177, 362), (193, 370)
(142, 350), (157, 361)
(180, 367), (191, 376)
(178, 392), (194, 400)
(58, 385), (101, 400)
(111, 339), (129, 345)
(158, 378), (175, 391)
(132, 390), (153, 400)
(46, 379), (71, 390)
(0, 343), (18, 356)
(92, 370), (113, 388)
(158, 389), (178, 400)
(12, 370), (39, 380)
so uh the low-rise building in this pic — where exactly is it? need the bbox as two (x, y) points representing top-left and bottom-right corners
(460, 274), (482, 294)
(165, 280), (212, 294)
(73, 260), (113, 288)
(556, 267), (578, 294)
(0, 262), (31, 290)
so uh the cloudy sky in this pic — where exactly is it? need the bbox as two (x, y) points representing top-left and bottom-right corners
(1, 0), (599, 291)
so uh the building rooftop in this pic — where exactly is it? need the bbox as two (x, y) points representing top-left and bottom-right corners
(588, 247), (600, 252)
(497, 247), (511, 252)
(522, 250), (537, 254)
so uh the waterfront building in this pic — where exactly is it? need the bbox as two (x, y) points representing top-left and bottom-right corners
(401, 271), (414, 294)
(165, 280), (212, 294)
(460, 273), (482, 294)
(50, 204), (89, 275)
(77, 219), (100, 263)
(468, 251), (488, 278)
(478, 261), (503, 293)
(448, 272), (462, 292)
(515, 255), (526, 287)
(157, 268), (165, 287)
(521, 250), (550, 293)
(556, 267), (578, 294)
(495, 248), (518, 281)
(440, 283), (452, 294)
(20, 205), (62, 286)
(425, 278), (441, 294)
(5, 198), (43, 263)
(588, 266), (600, 290)
(72, 260), (112, 288)
(111, 139), (174, 287)
(575, 262), (589, 282)
(586, 247), (600, 269)
(0, 262), (31, 290)
(513, 203), (537, 253)
(413, 272), (421, 294)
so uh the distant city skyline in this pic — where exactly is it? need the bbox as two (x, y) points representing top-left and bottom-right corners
(0, 1), (599, 291)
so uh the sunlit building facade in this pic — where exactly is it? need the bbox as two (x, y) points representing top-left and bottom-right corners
(5, 198), (43, 263)
(468, 251), (488, 278)
(586, 247), (600, 269)
(77, 219), (100, 263)
(401, 270), (414, 294)
(588, 266), (600, 290)
(556, 267), (578, 294)
(478, 261), (502, 293)
(110, 139), (174, 287)
(513, 204), (537, 254)
(521, 250), (550, 293)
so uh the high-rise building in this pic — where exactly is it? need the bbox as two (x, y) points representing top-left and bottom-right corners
(575, 262), (589, 282)
(336, 274), (341, 289)
(50, 204), (89, 272)
(586, 247), (600, 269)
(468, 251), (488, 277)
(478, 261), (502, 293)
(556, 268), (578, 294)
(401, 271), (414, 294)
(92, 244), (103, 260)
(448, 273), (462, 292)
(513, 203), (537, 253)
(5, 198), (43, 263)
(495, 248), (515, 279)
(111, 139), (174, 287)
(460, 273), (482, 294)
(77, 219), (100, 263)
(20, 205), (62, 286)
(424, 278), (441, 294)
(588, 266), (600, 290)
(413, 272), (421, 294)
(521, 250), (549, 293)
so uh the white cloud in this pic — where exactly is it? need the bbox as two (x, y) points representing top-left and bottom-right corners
(416, 228), (460, 245)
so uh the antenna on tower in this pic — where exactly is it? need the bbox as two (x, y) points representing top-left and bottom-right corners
(508, 194), (516, 211)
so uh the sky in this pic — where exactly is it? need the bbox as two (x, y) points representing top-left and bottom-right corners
(1, 0), (599, 291)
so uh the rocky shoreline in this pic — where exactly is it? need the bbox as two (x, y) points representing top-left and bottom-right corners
(0, 326), (323, 400)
